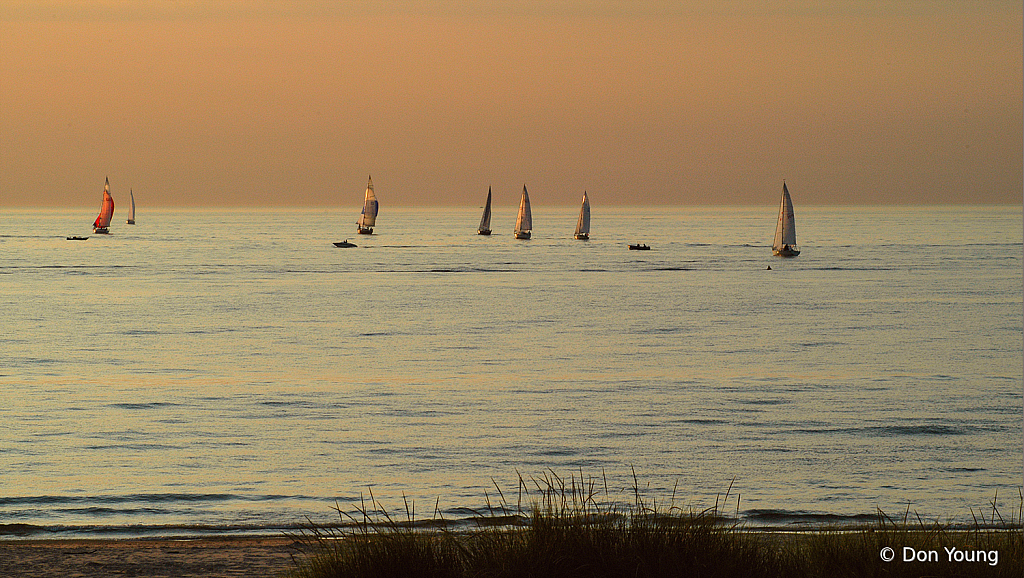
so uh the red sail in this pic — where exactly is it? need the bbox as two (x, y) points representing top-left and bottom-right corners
(94, 179), (115, 228)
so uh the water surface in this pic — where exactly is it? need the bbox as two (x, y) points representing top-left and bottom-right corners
(1, 205), (1020, 537)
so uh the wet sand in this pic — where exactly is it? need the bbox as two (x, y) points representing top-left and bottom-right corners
(0, 536), (309, 577)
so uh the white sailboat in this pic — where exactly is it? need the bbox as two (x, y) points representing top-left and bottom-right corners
(574, 191), (590, 240)
(93, 177), (114, 234)
(126, 189), (136, 224)
(356, 175), (378, 234)
(478, 187), (492, 235)
(514, 185), (532, 239)
(772, 181), (800, 257)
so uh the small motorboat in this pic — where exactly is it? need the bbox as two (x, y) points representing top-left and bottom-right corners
(67, 236), (89, 241)
(333, 240), (357, 248)
(628, 243), (650, 250)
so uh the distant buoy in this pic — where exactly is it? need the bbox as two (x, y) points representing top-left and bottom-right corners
(766, 265), (772, 270)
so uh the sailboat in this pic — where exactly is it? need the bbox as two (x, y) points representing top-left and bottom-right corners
(772, 181), (800, 257)
(477, 187), (492, 235)
(356, 175), (378, 234)
(514, 185), (532, 239)
(93, 177), (115, 234)
(126, 189), (136, 224)
(574, 191), (590, 240)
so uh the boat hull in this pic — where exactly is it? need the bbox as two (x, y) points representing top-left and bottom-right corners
(357, 227), (373, 235)
(574, 233), (589, 240)
(773, 246), (800, 257)
(126, 219), (135, 225)
(333, 241), (357, 248)
(478, 230), (491, 235)
(628, 244), (650, 250)
(93, 227), (109, 234)
(514, 231), (531, 239)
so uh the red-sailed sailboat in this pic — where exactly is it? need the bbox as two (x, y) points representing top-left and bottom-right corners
(93, 177), (115, 234)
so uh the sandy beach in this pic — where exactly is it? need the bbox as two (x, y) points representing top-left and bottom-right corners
(0, 536), (308, 578)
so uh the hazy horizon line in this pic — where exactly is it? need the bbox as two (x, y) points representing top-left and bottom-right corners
(7, 202), (1021, 211)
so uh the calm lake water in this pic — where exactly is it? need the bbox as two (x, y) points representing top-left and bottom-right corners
(1, 205), (1021, 538)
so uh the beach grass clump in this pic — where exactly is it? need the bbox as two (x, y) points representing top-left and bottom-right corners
(287, 473), (1023, 578)
(452, 471), (783, 578)
(288, 491), (462, 578)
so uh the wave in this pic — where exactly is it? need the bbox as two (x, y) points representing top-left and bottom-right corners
(864, 424), (987, 436)
(0, 493), (301, 507)
(811, 266), (901, 271)
(107, 402), (183, 410)
(787, 424), (999, 436)
(3, 506), (1012, 540)
(0, 521), (311, 539)
(742, 509), (878, 528)
(83, 443), (187, 451)
(0, 512), (531, 539)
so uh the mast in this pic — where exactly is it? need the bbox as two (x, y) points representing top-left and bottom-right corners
(773, 182), (787, 250)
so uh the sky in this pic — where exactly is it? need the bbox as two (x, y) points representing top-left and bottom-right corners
(1, 0), (1021, 207)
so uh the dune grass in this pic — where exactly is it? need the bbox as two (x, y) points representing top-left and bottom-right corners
(286, 471), (1022, 578)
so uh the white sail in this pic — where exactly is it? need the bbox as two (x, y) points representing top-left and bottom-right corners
(514, 185), (532, 238)
(574, 191), (590, 239)
(357, 176), (378, 231)
(772, 182), (799, 256)
(478, 187), (492, 233)
(126, 189), (136, 224)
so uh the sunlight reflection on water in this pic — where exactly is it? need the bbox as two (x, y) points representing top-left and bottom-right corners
(1, 206), (1020, 536)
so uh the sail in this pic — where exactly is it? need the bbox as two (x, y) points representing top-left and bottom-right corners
(773, 182), (797, 251)
(127, 189), (136, 223)
(514, 185), (532, 234)
(93, 177), (115, 229)
(478, 187), (492, 232)
(357, 176), (378, 228)
(575, 191), (590, 237)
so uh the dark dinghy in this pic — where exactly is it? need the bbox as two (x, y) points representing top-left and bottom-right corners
(628, 243), (650, 250)
(333, 240), (357, 248)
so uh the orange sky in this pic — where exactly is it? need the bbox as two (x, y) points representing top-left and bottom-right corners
(1, 1), (1021, 207)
